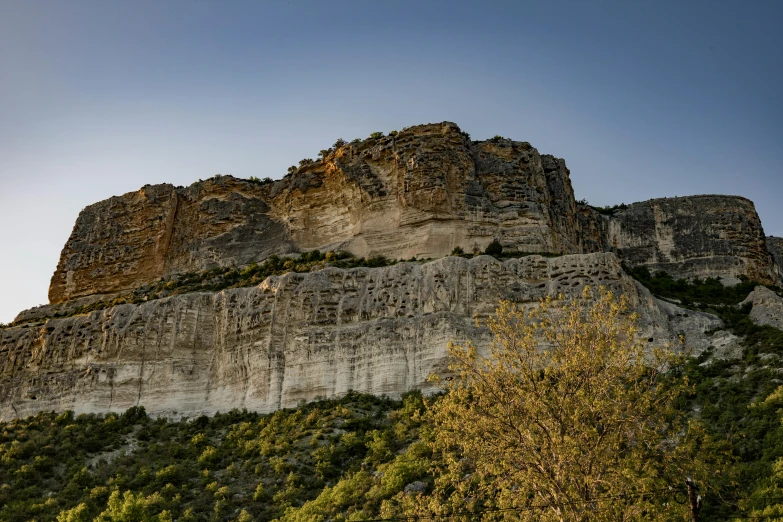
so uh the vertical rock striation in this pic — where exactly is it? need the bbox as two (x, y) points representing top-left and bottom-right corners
(0, 254), (720, 421)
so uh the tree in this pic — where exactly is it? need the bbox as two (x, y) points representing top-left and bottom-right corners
(484, 239), (503, 257)
(413, 287), (699, 522)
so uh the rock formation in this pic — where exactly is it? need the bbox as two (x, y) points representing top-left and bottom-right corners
(608, 196), (777, 285)
(0, 254), (722, 421)
(742, 286), (783, 330)
(2, 120), (780, 421)
(767, 237), (783, 282)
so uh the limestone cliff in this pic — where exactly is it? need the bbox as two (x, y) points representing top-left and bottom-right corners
(7, 120), (782, 422)
(607, 196), (777, 284)
(0, 254), (721, 421)
(50, 123), (598, 303)
(48, 123), (780, 304)
(767, 237), (783, 282)
(49, 177), (295, 303)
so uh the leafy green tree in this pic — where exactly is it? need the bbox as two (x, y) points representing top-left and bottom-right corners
(412, 287), (702, 521)
(57, 503), (91, 522)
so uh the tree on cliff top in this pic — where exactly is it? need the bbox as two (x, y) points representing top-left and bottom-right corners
(410, 287), (716, 522)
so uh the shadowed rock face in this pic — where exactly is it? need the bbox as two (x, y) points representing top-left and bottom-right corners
(767, 237), (783, 282)
(0, 254), (720, 421)
(608, 196), (777, 285)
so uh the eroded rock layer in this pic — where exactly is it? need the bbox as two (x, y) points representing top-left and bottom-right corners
(0, 254), (720, 421)
(49, 123), (780, 303)
(767, 237), (783, 283)
(608, 196), (777, 284)
(49, 123), (600, 303)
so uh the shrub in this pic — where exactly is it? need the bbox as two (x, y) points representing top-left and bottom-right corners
(287, 166), (297, 175)
(484, 239), (503, 257)
(451, 247), (464, 256)
(369, 132), (384, 139)
(333, 138), (346, 149)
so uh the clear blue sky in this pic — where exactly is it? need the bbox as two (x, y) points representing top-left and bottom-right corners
(1, 0), (781, 322)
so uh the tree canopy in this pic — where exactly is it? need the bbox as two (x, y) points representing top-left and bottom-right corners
(411, 287), (709, 521)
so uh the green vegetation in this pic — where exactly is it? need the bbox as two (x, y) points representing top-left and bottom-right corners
(246, 177), (273, 185)
(418, 289), (702, 521)
(0, 393), (430, 522)
(624, 264), (762, 306)
(368, 131), (384, 140)
(626, 266), (783, 519)
(484, 239), (503, 257)
(576, 199), (629, 216)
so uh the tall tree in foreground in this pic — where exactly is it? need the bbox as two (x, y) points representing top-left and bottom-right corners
(410, 287), (706, 522)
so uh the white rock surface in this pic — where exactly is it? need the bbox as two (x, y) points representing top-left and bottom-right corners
(0, 254), (725, 421)
(743, 286), (783, 330)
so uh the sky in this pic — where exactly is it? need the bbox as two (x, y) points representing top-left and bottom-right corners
(1, 0), (782, 323)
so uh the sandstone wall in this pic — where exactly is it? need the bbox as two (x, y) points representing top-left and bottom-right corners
(269, 122), (586, 258)
(49, 122), (591, 302)
(1, 254), (720, 421)
(49, 177), (295, 303)
(608, 196), (777, 284)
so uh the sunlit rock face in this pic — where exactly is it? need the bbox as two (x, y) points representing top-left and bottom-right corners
(48, 122), (597, 303)
(607, 196), (778, 285)
(48, 122), (779, 304)
(48, 178), (295, 304)
(0, 254), (720, 421)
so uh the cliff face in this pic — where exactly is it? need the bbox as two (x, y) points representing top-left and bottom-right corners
(608, 196), (777, 284)
(274, 123), (586, 259)
(767, 237), (783, 282)
(0, 254), (721, 421)
(49, 123), (780, 304)
(49, 178), (294, 304)
(50, 123), (594, 302)
(9, 120), (783, 421)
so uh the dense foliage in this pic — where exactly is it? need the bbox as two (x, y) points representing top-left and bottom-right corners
(627, 266), (783, 519)
(575, 199), (628, 216)
(0, 392), (430, 522)
(414, 289), (701, 521)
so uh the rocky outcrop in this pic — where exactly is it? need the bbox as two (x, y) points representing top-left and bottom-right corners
(608, 196), (777, 284)
(0, 254), (722, 421)
(742, 286), (783, 330)
(767, 237), (783, 283)
(271, 124), (588, 260)
(49, 177), (295, 304)
(48, 123), (781, 304)
(49, 123), (601, 303)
